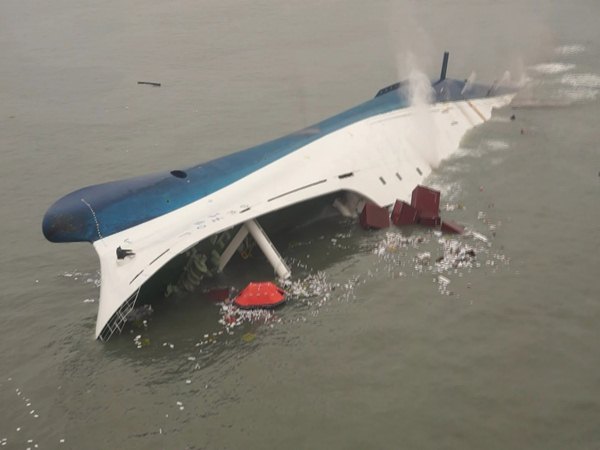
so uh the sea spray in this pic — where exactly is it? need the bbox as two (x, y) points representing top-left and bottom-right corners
(461, 71), (477, 95)
(400, 53), (442, 169)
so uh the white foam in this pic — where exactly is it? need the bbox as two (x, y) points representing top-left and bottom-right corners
(561, 73), (600, 88)
(483, 139), (510, 151)
(555, 45), (585, 55)
(427, 180), (463, 203)
(451, 147), (473, 158)
(557, 88), (599, 102)
(531, 63), (575, 74)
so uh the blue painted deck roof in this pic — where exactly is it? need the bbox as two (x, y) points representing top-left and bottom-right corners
(42, 79), (510, 243)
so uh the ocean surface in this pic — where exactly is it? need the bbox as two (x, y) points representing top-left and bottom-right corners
(1, 0), (599, 448)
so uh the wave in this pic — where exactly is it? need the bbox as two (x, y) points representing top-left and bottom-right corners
(554, 44), (585, 55)
(531, 63), (575, 74)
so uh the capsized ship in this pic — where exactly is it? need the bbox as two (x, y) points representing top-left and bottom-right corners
(42, 53), (516, 340)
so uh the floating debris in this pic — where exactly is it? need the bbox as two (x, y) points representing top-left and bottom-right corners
(434, 239), (478, 271)
(437, 275), (452, 295)
(137, 81), (161, 87)
(133, 335), (145, 349)
(416, 252), (432, 265)
(374, 232), (426, 257)
(469, 231), (489, 243)
(441, 203), (465, 212)
(438, 275), (451, 285)
(62, 271), (101, 287)
(218, 304), (275, 331)
(127, 304), (153, 323)
(241, 333), (256, 343)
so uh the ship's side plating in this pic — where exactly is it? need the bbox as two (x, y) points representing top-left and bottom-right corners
(42, 57), (516, 339)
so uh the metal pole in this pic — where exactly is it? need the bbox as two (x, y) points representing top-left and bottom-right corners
(245, 219), (291, 279)
(218, 225), (249, 272)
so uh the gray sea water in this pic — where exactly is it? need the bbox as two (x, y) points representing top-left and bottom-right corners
(1, 0), (600, 448)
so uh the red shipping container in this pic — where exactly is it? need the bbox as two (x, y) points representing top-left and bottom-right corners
(391, 200), (418, 226)
(441, 220), (465, 234)
(359, 202), (390, 230)
(411, 185), (441, 219)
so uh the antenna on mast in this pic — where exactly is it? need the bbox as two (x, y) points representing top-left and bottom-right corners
(439, 51), (450, 81)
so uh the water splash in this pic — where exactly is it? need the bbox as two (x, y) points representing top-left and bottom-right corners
(461, 71), (477, 95)
(61, 271), (101, 288)
(531, 63), (575, 74)
(554, 44), (585, 55)
(514, 52), (599, 107)
(560, 73), (600, 88)
(400, 53), (442, 168)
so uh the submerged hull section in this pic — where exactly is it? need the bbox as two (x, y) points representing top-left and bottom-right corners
(42, 67), (515, 340)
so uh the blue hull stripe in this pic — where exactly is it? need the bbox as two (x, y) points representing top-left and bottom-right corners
(42, 80), (512, 243)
